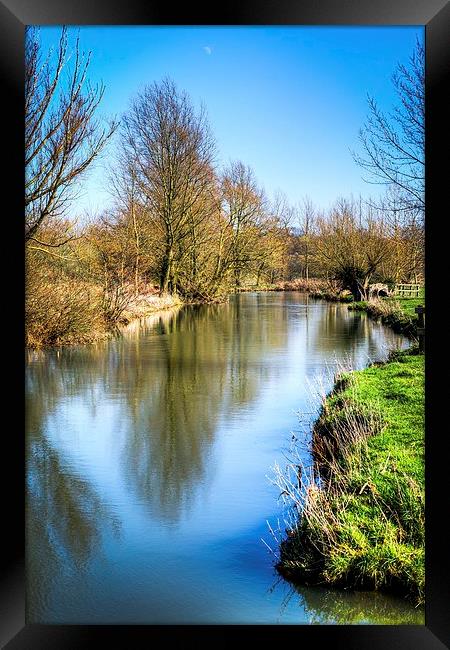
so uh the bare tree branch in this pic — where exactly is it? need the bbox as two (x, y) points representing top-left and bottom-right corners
(25, 26), (118, 243)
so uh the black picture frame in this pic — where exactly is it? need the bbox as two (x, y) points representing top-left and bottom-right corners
(1, 0), (448, 647)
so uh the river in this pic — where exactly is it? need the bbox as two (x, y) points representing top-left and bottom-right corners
(25, 292), (424, 624)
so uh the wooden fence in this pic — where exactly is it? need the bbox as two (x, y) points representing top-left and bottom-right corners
(394, 283), (422, 297)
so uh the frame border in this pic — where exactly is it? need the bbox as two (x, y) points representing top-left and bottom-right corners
(1, 0), (448, 647)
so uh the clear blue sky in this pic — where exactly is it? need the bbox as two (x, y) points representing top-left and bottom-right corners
(38, 25), (423, 220)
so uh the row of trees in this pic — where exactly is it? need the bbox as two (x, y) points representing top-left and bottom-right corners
(25, 28), (424, 344)
(297, 196), (423, 299)
(94, 79), (292, 300)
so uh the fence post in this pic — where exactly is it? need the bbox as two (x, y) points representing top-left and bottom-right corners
(415, 305), (425, 353)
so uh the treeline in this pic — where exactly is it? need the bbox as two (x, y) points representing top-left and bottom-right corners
(25, 28), (424, 346)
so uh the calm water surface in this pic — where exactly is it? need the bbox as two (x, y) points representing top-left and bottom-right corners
(26, 292), (423, 624)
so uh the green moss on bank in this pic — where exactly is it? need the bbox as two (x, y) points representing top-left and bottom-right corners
(278, 348), (425, 605)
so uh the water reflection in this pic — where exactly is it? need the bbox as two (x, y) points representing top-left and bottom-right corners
(307, 301), (404, 363)
(26, 293), (412, 623)
(26, 432), (121, 621)
(270, 579), (424, 625)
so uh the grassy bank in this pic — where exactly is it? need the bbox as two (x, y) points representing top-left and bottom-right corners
(276, 346), (425, 605)
(118, 291), (183, 325)
(348, 290), (425, 338)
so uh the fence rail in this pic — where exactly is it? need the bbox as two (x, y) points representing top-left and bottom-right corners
(394, 283), (422, 297)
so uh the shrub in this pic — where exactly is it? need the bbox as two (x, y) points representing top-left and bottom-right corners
(26, 268), (103, 346)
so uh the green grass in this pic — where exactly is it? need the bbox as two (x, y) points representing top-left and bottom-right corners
(385, 293), (425, 319)
(278, 348), (425, 605)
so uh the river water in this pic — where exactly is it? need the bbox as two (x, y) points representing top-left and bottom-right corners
(26, 292), (423, 624)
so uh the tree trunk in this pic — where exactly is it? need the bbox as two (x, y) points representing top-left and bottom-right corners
(305, 241), (309, 283)
(160, 247), (174, 294)
(132, 203), (140, 295)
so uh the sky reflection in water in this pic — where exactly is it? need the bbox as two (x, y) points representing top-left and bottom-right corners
(26, 292), (422, 624)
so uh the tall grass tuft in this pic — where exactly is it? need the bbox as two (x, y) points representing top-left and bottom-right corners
(349, 298), (417, 338)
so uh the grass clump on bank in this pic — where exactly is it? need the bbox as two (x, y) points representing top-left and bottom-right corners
(274, 347), (425, 605)
(384, 295), (424, 319)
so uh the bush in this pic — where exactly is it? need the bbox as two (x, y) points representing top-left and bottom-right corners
(26, 268), (103, 346)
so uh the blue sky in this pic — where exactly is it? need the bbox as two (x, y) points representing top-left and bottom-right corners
(38, 25), (423, 221)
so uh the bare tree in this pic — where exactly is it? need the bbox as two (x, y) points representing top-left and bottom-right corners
(219, 161), (266, 288)
(315, 198), (391, 300)
(121, 78), (217, 295)
(298, 196), (316, 282)
(25, 26), (117, 244)
(376, 186), (424, 284)
(252, 192), (292, 285)
(353, 37), (424, 217)
(105, 154), (151, 295)
(86, 214), (136, 325)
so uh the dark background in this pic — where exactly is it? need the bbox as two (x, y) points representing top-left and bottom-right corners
(0, 0), (448, 647)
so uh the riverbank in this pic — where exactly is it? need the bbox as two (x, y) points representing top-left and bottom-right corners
(235, 278), (328, 293)
(26, 278), (330, 348)
(276, 299), (425, 605)
(25, 286), (183, 348)
(348, 296), (423, 338)
(236, 278), (357, 303)
(119, 291), (183, 326)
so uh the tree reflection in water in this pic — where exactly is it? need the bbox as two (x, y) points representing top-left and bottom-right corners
(119, 299), (291, 521)
(26, 295), (293, 538)
(26, 293), (409, 623)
